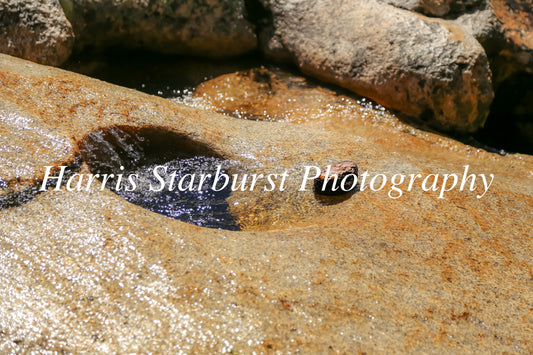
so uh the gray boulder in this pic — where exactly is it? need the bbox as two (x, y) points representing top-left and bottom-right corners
(258, 0), (494, 133)
(0, 0), (74, 66)
(382, 0), (532, 86)
(60, 0), (257, 57)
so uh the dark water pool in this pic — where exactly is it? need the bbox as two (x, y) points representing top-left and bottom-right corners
(78, 125), (241, 231)
(114, 156), (240, 230)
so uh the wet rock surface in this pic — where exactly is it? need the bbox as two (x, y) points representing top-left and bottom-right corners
(1, 54), (533, 352)
(0, 98), (79, 207)
(61, 0), (256, 57)
(0, 0), (74, 66)
(257, 0), (494, 134)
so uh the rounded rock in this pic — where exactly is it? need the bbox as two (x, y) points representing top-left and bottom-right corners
(314, 161), (359, 195)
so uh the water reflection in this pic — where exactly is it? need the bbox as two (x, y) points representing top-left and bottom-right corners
(78, 126), (241, 230)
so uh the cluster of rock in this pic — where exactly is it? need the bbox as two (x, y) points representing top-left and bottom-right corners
(0, 0), (531, 134)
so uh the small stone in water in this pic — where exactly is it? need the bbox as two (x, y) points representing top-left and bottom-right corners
(314, 161), (358, 195)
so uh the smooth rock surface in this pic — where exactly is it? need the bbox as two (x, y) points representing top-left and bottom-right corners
(0, 0), (74, 66)
(60, 0), (257, 57)
(1, 54), (532, 352)
(258, 0), (494, 133)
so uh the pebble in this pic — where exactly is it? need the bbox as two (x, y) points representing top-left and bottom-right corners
(314, 161), (358, 195)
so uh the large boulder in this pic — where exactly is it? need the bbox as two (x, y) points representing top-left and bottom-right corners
(257, 0), (494, 133)
(1, 53), (532, 352)
(60, 0), (257, 57)
(381, 0), (532, 84)
(0, 0), (74, 66)
(379, 0), (532, 151)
